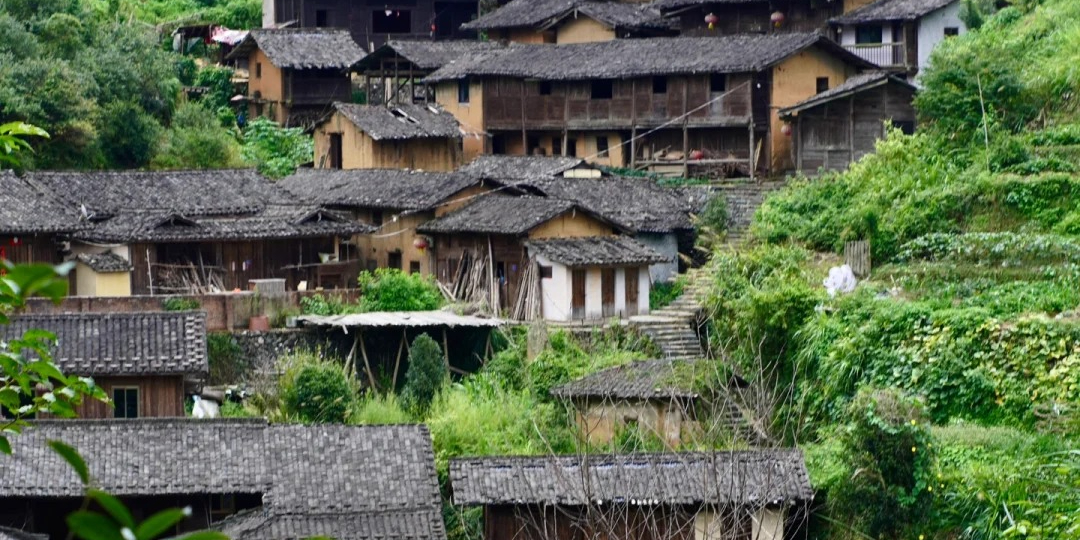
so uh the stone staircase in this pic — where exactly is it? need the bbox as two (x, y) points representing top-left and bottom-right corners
(631, 268), (709, 360)
(718, 181), (786, 244)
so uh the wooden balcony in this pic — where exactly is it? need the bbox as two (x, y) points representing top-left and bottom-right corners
(844, 42), (907, 68)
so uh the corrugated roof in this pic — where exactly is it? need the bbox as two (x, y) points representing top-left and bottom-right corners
(463, 0), (669, 31)
(425, 34), (875, 82)
(450, 450), (814, 506)
(299, 311), (504, 329)
(279, 169), (479, 211)
(417, 195), (580, 235)
(779, 71), (916, 116)
(528, 235), (670, 266)
(332, 103), (462, 140)
(0, 312), (208, 377)
(227, 28), (365, 69)
(354, 40), (508, 71)
(831, 0), (957, 24)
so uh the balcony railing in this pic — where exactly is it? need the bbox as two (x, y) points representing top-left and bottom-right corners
(844, 42), (906, 67)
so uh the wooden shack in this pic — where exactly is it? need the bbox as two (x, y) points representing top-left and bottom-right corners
(450, 450), (813, 540)
(779, 72), (916, 173)
(0, 312), (208, 419)
(425, 34), (874, 177)
(226, 28), (365, 129)
(313, 102), (463, 171)
(462, 0), (674, 44)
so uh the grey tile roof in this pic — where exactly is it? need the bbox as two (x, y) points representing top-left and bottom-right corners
(831, 0), (957, 24)
(74, 251), (132, 273)
(0, 171), (85, 235)
(28, 170), (369, 243)
(354, 40), (508, 71)
(520, 177), (694, 233)
(0, 526), (47, 540)
(425, 34), (875, 82)
(457, 155), (592, 179)
(528, 235), (669, 266)
(450, 450), (814, 506)
(651, 0), (765, 10)
(779, 71), (916, 116)
(227, 28), (366, 69)
(550, 358), (702, 400)
(0, 311), (208, 377)
(463, 0), (669, 31)
(3, 420), (445, 540)
(332, 103), (462, 140)
(280, 169), (480, 211)
(417, 195), (580, 235)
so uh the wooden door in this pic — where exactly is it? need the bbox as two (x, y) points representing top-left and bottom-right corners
(625, 267), (639, 316)
(329, 133), (343, 169)
(571, 269), (586, 320)
(601, 268), (615, 318)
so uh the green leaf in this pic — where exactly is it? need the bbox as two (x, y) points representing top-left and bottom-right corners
(134, 508), (186, 540)
(0, 435), (10, 455)
(173, 532), (229, 540)
(48, 440), (90, 485)
(66, 511), (122, 540)
(88, 489), (136, 529)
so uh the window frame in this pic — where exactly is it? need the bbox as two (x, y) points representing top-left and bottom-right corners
(816, 77), (829, 93)
(112, 386), (139, 419)
(457, 78), (470, 104)
(590, 80), (613, 100)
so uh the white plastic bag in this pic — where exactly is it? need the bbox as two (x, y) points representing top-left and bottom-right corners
(192, 395), (220, 419)
(823, 264), (857, 297)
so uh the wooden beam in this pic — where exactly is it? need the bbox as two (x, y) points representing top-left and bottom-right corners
(358, 330), (378, 391)
(442, 327), (451, 374)
(630, 79), (637, 169)
(849, 94), (856, 164)
(392, 329), (406, 387)
(682, 77), (689, 178)
(520, 81), (528, 153)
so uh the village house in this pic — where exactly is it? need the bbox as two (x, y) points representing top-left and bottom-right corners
(0, 171), (85, 268)
(450, 449), (813, 540)
(456, 154), (604, 179)
(424, 34), (875, 177)
(29, 170), (370, 295)
(461, 0), (674, 44)
(227, 28), (366, 129)
(830, 0), (965, 78)
(278, 168), (484, 275)
(652, 0), (846, 36)
(0, 420), (445, 540)
(551, 358), (703, 447)
(262, 0), (479, 51)
(780, 71), (917, 173)
(312, 102), (463, 170)
(0, 312), (207, 419)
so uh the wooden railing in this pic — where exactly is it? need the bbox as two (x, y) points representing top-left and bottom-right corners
(844, 42), (906, 67)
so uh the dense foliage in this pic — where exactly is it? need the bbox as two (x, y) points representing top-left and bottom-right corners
(401, 334), (448, 415)
(283, 357), (355, 423)
(240, 117), (314, 178)
(357, 269), (444, 312)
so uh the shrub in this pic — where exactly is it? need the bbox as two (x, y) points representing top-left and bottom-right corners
(161, 296), (200, 311)
(357, 269), (443, 312)
(299, 293), (349, 315)
(283, 360), (354, 423)
(649, 275), (686, 310)
(351, 393), (412, 424)
(695, 193), (728, 251)
(207, 332), (249, 385)
(152, 102), (242, 169)
(241, 116), (313, 179)
(401, 333), (448, 415)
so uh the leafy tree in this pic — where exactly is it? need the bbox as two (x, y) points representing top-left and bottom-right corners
(284, 362), (354, 423)
(357, 269), (444, 312)
(153, 103), (242, 169)
(96, 100), (162, 169)
(401, 333), (447, 416)
(240, 117), (313, 178)
(193, 65), (236, 111)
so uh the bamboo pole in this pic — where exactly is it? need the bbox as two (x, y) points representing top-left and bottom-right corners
(358, 330), (377, 390)
(442, 327), (451, 373)
(392, 329), (406, 387)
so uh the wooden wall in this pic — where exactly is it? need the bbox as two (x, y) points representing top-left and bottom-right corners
(0, 235), (61, 265)
(677, 0), (842, 36)
(286, 69), (353, 105)
(70, 376), (186, 419)
(432, 233), (526, 310)
(793, 81), (916, 173)
(484, 504), (696, 540)
(314, 110), (462, 170)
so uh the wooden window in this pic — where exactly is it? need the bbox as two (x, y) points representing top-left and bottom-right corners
(255, 62), (262, 79)
(596, 136), (609, 157)
(388, 251), (403, 270)
(210, 494), (236, 522)
(856, 25), (883, 44)
(944, 26), (959, 37)
(652, 76), (667, 94)
(373, 9), (411, 33)
(591, 80), (613, 100)
(709, 74), (726, 93)
(539, 265), (553, 279)
(566, 138), (577, 157)
(457, 79), (470, 104)
(113, 387), (139, 418)
(816, 77), (829, 93)
(539, 81), (552, 95)
(409, 261), (421, 274)
(891, 120), (916, 135)
(371, 210), (384, 227)
(315, 9), (328, 27)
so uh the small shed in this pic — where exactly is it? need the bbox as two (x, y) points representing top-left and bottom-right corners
(74, 251), (133, 297)
(779, 72), (917, 174)
(551, 358), (704, 447)
(313, 102), (463, 171)
(526, 236), (668, 321)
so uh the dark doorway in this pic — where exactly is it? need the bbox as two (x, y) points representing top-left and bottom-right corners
(388, 251), (402, 270)
(328, 133), (343, 169)
(625, 267), (639, 316)
(373, 9), (411, 34)
(572, 269), (586, 320)
(601, 268), (615, 317)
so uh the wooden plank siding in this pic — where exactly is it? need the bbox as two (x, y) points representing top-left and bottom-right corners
(485, 504), (697, 540)
(39, 376), (186, 419)
(0, 235), (61, 265)
(676, 1), (843, 36)
(433, 233), (526, 311)
(271, 0), (478, 50)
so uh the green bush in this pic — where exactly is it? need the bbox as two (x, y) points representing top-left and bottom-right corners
(153, 102), (242, 169)
(193, 65), (236, 111)
(299, 293), (350, 316)
(206, 332), (249, 385)
(357, 268), (443, 312)
(241, 116), (313, 179)
(401, 333), (448, 415)
(351, 393), (412, 424)
(161, 296), (200, 311)
(649, 275), (686, 310)
(283, 360), (355, 423)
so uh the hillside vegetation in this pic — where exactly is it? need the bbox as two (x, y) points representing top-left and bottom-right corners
(709, 1), (1080, 538)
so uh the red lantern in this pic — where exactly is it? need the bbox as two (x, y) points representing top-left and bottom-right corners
(689, 149), (705, 160)
(704, 12), (719, 30)
(431, 23), (437, 33)
(780, 123), (793, 137)
(413, 236), (430, 252)
(770, 11), (785, 28)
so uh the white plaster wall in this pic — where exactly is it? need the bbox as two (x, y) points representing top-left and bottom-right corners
(636, 233), (679, 283)
(918, 1), (965, 73)
(585, 267), (603, 319)
(614, 267), (626, 316)
(638, 266), (651, 315)
(751, 507), (786, 540)
(537, 255), (572, 321)
(838, 23), (895, 45)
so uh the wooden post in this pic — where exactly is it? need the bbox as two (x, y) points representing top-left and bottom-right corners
(848, 95), (856, 165)
(442, 327), (451, 373)
(392, 329), (406, 387)
(630, 79), (637, 169)
(520, 81), (528, 153)
(796, 113), (803, 172)
(483, 332), (493, 364)
(487, 235), (497, 312)
(748, 122), (755, 182)
(682, 77), (689, 178)
(358, 330), (377, 390)
(562, 88), (569, 156)
(346, 334), (360, 382)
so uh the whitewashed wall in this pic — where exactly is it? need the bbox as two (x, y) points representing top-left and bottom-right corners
(636, 232), (679, 283)
(918, 1), (966, 74)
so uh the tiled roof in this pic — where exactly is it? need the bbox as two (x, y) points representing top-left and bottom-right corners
(831, 0), (957, 24)
(779, 72), (917, 116)
(227, 28), (365, 69)
(550, 359), (702, 400)
(0, 312), (208, 377)
(457, 155), (592, 179)
(74, 251), (132, 273)
(280, 169), (479, 211)
(0, 526), (47, 540)
(463, 0), (669, 31)
(651, 0), (765, 10)
(450, 450), (814, 506)
(527, 235), (669, 266)
(0, 171), (85, 235)
(425, 34), (874, 82)
(3, 420), (446, 540)
(332, 103), (462, 140)
(417, 195), (580, 235)
(521, 176), (694, 233)
(354, 40), (507, 71)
